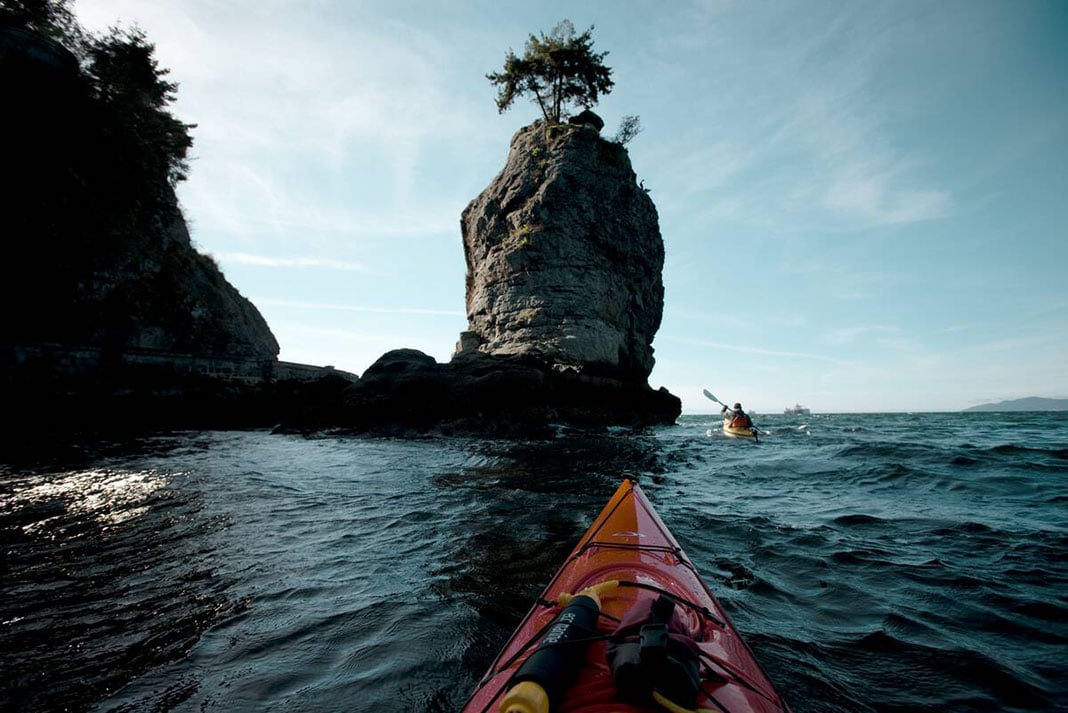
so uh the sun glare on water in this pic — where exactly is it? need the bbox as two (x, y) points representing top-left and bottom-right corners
(2, 468), (172, 535)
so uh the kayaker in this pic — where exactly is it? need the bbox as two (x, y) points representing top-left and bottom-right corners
(722, 402), (754, 429)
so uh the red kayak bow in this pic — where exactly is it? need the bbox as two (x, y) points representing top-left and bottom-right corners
(462, 478), (791, 713)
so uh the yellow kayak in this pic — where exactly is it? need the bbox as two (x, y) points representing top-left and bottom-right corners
(723, 418), (760, 441)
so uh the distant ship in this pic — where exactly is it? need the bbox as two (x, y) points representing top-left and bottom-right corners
(784, 403), (811, 415)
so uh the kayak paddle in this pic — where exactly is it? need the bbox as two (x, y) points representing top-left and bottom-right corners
(702, 389), (729, 409)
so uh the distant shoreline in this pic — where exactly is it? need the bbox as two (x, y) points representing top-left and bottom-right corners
(963, 397), (1068, 412)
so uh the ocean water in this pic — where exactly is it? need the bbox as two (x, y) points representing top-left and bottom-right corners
(1, 412), (1065, 713)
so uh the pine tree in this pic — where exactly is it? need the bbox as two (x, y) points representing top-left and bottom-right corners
(487, 20), (614, 124)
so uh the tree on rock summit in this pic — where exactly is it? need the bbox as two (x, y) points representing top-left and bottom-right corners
(486, 19), (614, 124)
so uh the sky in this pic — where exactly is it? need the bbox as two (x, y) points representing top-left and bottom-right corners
(75, 0), (1067, 414)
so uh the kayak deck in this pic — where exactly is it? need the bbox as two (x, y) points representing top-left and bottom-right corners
(461, 479), (790, 713)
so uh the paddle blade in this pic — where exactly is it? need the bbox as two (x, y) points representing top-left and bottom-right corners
(702, 389), (723, 405)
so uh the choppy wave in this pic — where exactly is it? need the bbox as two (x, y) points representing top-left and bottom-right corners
(1, 413), (1066, 712)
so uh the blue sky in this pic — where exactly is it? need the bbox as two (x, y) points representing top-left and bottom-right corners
(77, 0), (1067, 414)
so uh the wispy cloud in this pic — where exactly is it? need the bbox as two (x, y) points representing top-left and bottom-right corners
(214, 253), (368, 272)
(256, 297), (464, 317)
(660, 334), (848, 365)
(79, 0), (499, 254)
(822, 161), (950, 226)
(825, 325), (923, 352)
(650, 3), (952, 231)
(774, 63), (951, 228)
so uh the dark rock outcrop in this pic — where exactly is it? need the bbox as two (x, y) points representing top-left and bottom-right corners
(328, 348), (679, 437)
(568, 109), (605, 131)
(62, 191), (280, 361)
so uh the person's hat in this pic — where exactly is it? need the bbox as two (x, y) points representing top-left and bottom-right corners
(733, 403), (742, 410)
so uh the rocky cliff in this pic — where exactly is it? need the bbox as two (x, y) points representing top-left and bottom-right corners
(459, 119), (664, 381)
(1, 23), (279, 362)
(1, 22), (294, 444)
(32, 188), (282, 361)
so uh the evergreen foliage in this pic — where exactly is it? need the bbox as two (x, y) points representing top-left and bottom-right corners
(487, 20), (614, 124)
(85, 26), (195, 188)
(0, 0), (77, 41)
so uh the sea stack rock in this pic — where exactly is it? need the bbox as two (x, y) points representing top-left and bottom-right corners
(459, 118), (664, 382)
(334, 116), (681, 436)
(316, 115), (685, 436)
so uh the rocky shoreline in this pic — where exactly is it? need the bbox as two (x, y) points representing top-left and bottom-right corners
(3, 346), (680, 444)
(318, 348), (680, 438)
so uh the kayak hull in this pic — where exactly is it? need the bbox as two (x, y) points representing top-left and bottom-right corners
(723, 420), (760, 440)
(461, 479), (790, 713)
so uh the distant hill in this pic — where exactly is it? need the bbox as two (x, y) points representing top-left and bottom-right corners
(964, 397), (1068, 412)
